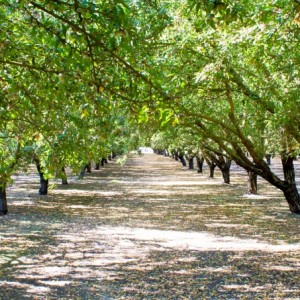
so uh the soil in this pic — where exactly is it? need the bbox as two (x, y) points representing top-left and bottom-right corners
(0, 154), (300, 299)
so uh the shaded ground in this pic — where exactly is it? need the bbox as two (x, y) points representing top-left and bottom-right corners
(1, 154), (300, 299)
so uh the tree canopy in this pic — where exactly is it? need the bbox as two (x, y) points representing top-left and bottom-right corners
(0, 0), (300, 214)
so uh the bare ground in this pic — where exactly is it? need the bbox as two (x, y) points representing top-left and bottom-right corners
(1, 154), (300, 299)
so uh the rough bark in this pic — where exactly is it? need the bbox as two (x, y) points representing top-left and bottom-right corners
(204, 152), (231, 182)
(61, 167), (68, 185)
(0, 142), (21, 214)
(188, 157), (194, 170)
(247, 171), (258, 194)
(265, 154), (272, 165)
(194, 119), (300, 213)
(208, 163), (216, 178)
(171, 150), (179, 161)
(78, 164), (90, 179)
(101, 158), (107, 166)
(281, 155), (300, 213)
(221, 167), (231, 184)
(35, 159), (48, 195)
(86, 162), (92, 173)
(178, 154), (187, 167)
(196, 156), (204, 173)
(0, 183), (8, 215)
(39, 177), (49, 195)
(204, 154), (217, 178)
(232, 149), (300, 213)
(219, 159), (232, 184)
(95, 161), (100, 170)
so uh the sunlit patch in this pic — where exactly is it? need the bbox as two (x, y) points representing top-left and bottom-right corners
(70, 267), (117, 280)
(176, 257), (197, 262)
(265, 265), (300, 271)
(0, 281), (51, 296)
(131, 189), (179, 195)
(106, 206), (130, 211)
(241, 194), (274, 200)
(221, 284), (272, 292)
(166, 269), (196, 275)
(18, 256), (37, 264)
(0, 255), (12, 265)
(1, 155), (300, 298)
(121, 180), (224, 186)
(94, 227), (300, 252)
(198, 266), (232, 273)
(51, 189), (123, 197)
(10, 200), (36, 206)
(205, 223), (253, 228)
(38, 280), (72, 286)
(19, 266), (72, 279)
(66, 205), (94, 209)
(0, 281), (29, 288)
(26, 285), (51, 294)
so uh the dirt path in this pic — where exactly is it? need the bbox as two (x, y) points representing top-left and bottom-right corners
(1, 154), (300, 299)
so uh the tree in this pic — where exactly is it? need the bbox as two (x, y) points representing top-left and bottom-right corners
(1, 0), (300, 215)
(0, 0), (172, 213)
(150, 0), (300, 213)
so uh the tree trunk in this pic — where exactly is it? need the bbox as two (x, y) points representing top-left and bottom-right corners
(203, 152), (217, 178)
(39, 177), (49, 195)
(281, 155), (300, 213)
(282, 185), (300, 213)
(178, 154), (187, 167)
(86, 162), (92, 173)
(95, 161), (100, 170)
(0, 183), (8, 215)
(78, 164), (88, 179)
(35, 159), (48, 195)
(247, 171), (258, 194)
(173, 150), (179, 161)
(61, 167), (68, 185)
(208, 164), (216, 178)
(196, 156), (204, 173)
(265, 154), (272, 165)
(101, 158), (107, 166)
(188, 157), (194, 169)
(221, 167), (230, 184)
(234, 152), (300, 213)
(219, 159), (232, 184)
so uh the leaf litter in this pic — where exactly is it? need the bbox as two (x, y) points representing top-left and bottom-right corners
(0, 154), (300, 299)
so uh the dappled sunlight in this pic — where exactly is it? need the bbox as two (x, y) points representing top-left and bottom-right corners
(1, 154), (300, 298)
(88, 226), (300, 252)
(4, 223), (299, 298)
(9, 200), (36, 206)
(0, 281), (51, 296)
(51, 189), (124, 198)
(241, 193), (275, 200)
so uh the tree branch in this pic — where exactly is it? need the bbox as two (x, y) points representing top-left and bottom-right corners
(0, 59), (62, 74)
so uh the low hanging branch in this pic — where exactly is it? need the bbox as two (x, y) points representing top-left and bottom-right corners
(0, 59), (62, 74)
(29, 1), (171, 102)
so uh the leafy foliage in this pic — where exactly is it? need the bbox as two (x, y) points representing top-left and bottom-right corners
(0, 0), (300, 212)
